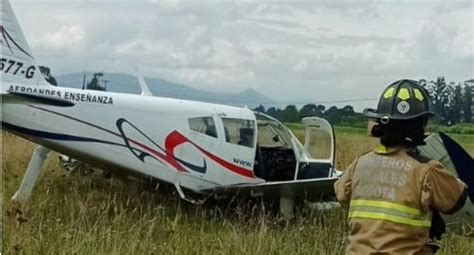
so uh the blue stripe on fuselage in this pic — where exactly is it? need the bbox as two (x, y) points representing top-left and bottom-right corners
(1, 122), (116, 144)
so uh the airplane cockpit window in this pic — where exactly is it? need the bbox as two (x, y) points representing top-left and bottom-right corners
(256, 121), (292, 148)
(255, 114), (292, 148)
(305, 128), (332, 160)
(254, 113), (297, 181)
(222, 118), (256, 148)
(188, 117), (218, 138)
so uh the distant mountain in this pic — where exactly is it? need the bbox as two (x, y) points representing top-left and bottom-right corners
(56, 72), (274, 107)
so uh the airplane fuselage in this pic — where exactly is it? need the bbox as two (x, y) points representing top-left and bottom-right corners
(1, 0), (338, 204)
(2, 83), (264, 192)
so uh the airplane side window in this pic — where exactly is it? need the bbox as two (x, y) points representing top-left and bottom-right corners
(222, 118), (255, 148)
(188, 117), (218, 138)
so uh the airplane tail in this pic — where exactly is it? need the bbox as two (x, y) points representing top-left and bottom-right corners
(1, 0), (50, 86)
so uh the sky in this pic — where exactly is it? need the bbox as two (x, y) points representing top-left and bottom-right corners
(11, 0), (474, 110)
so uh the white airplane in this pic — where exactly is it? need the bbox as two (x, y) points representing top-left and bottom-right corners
(1, 0), (339, 208)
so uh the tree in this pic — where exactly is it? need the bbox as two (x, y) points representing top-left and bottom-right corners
(87, 72), (106, 91)
(299, 104), (318, 118)
(315, 105), (326, 116)
(280, 105), (299, 123)
(449, 83), (463, 124)
(423, 77), (454, 124)
(299, 104), (326, 118)
(464, 80), (473, 123)
(341, 105), (355, 116)
(418, 79), (427, 87)
(324, 106), (342, 123)
(39, 66), (58, 86)
(253, 104), (265, 113)
(266, 107), (278, 118)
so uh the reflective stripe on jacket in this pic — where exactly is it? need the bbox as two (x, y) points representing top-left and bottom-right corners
(335, 145), (467, 254)
(349, 199), (431, 228)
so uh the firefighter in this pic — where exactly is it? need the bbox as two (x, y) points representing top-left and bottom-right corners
(335, 79), (468, 254)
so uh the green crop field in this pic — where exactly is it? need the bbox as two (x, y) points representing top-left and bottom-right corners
(2, 127), (474, 254)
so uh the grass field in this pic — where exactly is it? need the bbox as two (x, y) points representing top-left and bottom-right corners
(2, 127), (474, 254)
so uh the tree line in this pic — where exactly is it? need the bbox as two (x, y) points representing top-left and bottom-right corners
(254, 77), (473, 126)
(253, 104), (366, 126)
(420, 77), (472, 125)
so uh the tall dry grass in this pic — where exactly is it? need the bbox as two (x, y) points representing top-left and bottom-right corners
(2, 129), (474, 254)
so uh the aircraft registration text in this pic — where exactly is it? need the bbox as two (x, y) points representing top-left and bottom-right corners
(8, 85), (114, 105)
(1, 58), (35, 79)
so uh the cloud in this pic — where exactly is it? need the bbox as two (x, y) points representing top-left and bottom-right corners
(32, 25), (84, 54)
(10, 0), (473, 109)
(294, 60), (308, 72)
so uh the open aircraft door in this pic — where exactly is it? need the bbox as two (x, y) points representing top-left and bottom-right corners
(205, 115), (338, 201)
(296, 117), (336, 180)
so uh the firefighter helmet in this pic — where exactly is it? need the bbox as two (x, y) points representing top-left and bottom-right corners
(363, 79), (434, 123)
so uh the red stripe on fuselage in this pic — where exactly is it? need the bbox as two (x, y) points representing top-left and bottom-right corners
(29, 105), (186, 172)
(130, 140), (186, 172)
(29, 106), (254, 178)
(166, 131), (255, 178)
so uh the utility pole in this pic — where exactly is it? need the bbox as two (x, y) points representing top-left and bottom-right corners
(82, 74), (86, 90)
(103, 80), (109, 91)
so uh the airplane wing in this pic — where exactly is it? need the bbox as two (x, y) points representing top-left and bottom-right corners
(2, 91), (75, 107)
(438, 132), (473, 201)
(420, 132), (474, 202)
(205, 177), (338, 201)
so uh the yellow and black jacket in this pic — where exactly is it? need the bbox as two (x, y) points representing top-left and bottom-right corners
(335, 145), (468, 254)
